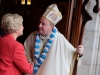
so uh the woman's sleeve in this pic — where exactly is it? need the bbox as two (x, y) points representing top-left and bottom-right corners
(13, 43), (33, 74)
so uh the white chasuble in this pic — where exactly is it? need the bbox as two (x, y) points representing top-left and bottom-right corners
(24, 31), (77, 75)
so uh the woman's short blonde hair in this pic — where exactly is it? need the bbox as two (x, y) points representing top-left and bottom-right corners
(1, 13), (23, 34)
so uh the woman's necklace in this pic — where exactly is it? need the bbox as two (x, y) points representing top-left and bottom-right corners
(33, 26), (57, 74)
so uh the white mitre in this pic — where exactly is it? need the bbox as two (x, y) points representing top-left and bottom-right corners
(42, 4), (62, 25)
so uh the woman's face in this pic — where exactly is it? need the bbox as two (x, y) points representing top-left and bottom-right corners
(38, 17), (54, 36)
(16, 22), (24, 36)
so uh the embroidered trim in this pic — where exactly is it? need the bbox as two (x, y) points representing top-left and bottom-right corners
(33, 26), (57, 74)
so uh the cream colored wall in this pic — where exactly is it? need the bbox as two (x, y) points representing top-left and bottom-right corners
(77, 1), (100, 75)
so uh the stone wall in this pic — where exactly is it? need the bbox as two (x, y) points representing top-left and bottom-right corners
(77, 1), (100, 75)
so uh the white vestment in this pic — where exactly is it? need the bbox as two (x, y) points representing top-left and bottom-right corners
(24, 31), (79, 75)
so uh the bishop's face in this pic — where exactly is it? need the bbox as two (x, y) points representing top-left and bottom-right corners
(38, 17), (54, 36)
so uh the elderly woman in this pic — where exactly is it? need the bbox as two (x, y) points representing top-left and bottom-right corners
(0, 13), (33, 75)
